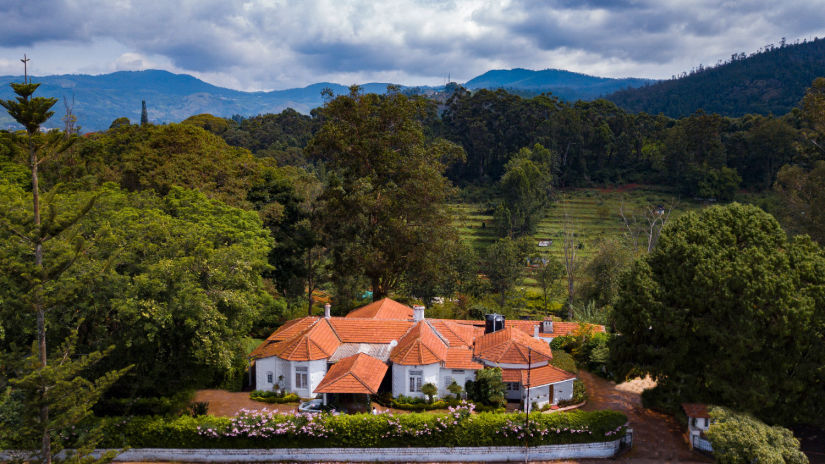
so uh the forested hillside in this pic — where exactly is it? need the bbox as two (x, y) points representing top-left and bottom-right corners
(607, 37), (825, 117)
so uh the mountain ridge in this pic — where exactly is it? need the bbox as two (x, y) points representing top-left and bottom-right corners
(0, 68), (653, 132)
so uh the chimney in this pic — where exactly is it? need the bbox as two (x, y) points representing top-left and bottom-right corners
(541, 318), (554, 334)
(533, 325), (540, 338)
(413, 305), (425, 322)
(324, 303), (331, 319)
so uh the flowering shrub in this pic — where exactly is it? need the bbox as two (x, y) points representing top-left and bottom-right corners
(97, 407), (627, 449)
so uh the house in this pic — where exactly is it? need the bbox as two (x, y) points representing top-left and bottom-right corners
(683, 403), (713, 452)
(251, 298), (604, 409)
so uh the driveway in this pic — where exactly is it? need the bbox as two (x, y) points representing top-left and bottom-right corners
(192, 389), (298, 417)
(570, 370), (711, 464)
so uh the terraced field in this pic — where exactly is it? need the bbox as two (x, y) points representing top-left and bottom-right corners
(453, 185), (704, 262)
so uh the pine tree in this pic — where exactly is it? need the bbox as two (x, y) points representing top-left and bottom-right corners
(0, 66), (127, 464)
(140, 100), (148, 126)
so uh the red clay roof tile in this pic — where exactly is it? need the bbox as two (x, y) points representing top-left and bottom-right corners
(682, 403), (710, 419)
(345, 298), (414, 320)
(473, 327), (553, 364)
(314, 353), (388, 394)
(328, 318), (414, 343)
(389, 321), (448, 365)
(444, 348), (483, 370)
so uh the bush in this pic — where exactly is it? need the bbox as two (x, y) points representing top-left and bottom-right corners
(706, 406), (808, 464)
(549, 350), (577, 373)
(93, 390), (195, 417)
(249, 390), (300, 404)
(96, 406), (629, 448)
(465, 367), (505, 407)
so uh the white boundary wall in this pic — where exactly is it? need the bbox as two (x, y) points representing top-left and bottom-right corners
(3, 440), (624, 463)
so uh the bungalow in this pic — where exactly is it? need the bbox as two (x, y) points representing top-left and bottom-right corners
(683, 403), (713, 453)
(250, 298), (603, 409)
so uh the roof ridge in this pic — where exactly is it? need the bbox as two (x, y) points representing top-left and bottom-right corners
(425, 320), (450, 346)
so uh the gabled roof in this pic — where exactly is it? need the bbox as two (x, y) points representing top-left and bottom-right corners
(682, 403), (710, 419)
(265, 316), (318, 342)
(444, 348), (483, 370)
(501, 365), (576, 387)
(314, 353), (388, 394)
(543, 322), (606, 338)
(329, 318), (413, 343)
(429, 319), (477, 347)
(520, 365), (576, 387)
(389, 320), (448, 365)
(266, 318), (341, 361)
(345, 298), (414, 320)
(473, 327), (553, 364)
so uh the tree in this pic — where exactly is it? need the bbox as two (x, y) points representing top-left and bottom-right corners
(0, 77), (125, 463)
(560, 202), (582, 319)
(775, 161), (825, 244)
(705, 407), (808, 464)
(140, 100), (148, 126)
(610, 203), (825, 426)
(308, 87), (464, 301)
(580, 237), (632, 308)
(447, 380), (463, 400)
(421, 383), (438, 403)
(619, 199), (674, 253)
(465, 367), (505, 407)
(494, 144), (556, 237)
(483, 238), (524, 306)
(534, 254), (564, 314)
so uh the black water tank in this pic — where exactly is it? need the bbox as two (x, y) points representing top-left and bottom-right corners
(485, 313), (505, 334)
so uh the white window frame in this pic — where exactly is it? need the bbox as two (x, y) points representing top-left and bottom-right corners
(295, 367), (308, 389)
(409, 370), (423, 393)
(506, 382), (520, 391)
(266, 371), (274, 384)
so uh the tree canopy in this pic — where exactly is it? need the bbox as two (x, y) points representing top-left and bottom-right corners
(610, 203), (825, 426)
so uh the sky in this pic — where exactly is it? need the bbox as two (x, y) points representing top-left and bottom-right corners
(2, 0), (825, 92)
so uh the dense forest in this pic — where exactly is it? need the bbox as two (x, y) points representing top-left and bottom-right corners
(607, 37), (825, 118)
(1, 71), (824, 456)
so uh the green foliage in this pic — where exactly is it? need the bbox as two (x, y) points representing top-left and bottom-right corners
(181, 114), (231, 134)
(93, 409), (628, 449)
(775, 161), (825, 244)
(389, 396), (459, 411)
(483, 237), (526, 304)
(93, 391), (194, 417)
(494, 144), (556, 237)
(552, 329), (612, 376)
(420, 383), (438, 403)
(188, 402), (209, 417)
(580, 237), (632, 309)
(549, 350), (577, 373)
(465, 367), (505, 407)
(108, 117), (130, 129)
(308, 87), (464, 301)
(706, 406), (808, 464)
(249, 391), (300, 404)
(221, 109), (318, 167)
(611, 203), (825, 426)
(447, 381), (464, 400)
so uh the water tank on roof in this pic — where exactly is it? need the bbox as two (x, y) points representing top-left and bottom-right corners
(485, 313), (505, 334)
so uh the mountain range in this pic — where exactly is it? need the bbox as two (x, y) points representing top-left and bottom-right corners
(0, 69), (652, 132)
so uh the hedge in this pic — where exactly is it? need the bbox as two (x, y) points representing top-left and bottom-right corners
(96, 405), (628, 449)
(249, 391), (300, 404)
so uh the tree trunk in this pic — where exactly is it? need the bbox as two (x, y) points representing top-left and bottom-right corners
(31, 138), (51, 464)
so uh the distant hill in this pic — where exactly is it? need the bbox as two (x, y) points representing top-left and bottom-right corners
(464, 68), (655, 100)
(0, 70), (396, 132)
(0, 67), (656, 132)
(606, 37), (825, 118)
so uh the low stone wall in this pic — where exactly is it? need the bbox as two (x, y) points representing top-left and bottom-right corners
(1, 435), (630, 462)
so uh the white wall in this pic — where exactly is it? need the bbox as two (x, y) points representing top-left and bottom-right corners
(479, 360), (549, 369)
(254, 357), (327, 399)
(525, 385), (551, 408)
(392, 363), (440, 399)
(437, 368), (476, 398)
(552, 379), (575, 404)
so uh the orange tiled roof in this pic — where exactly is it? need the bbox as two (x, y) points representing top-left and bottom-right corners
(501, 365), (576, 387)
(429, 319), (477, 347)
(265, 316), (318, 342)
(473, 327), (553, 364)
(314, 353), (388, 394)
(328, 318), (414, 343)
(389, 321), (448, 365)
(682, 403), (710, 419)
(345, 298), (414, 320)
(521, 364), (576, 387)
(266, 319), (341, 361)
(444, 348), (483, 370)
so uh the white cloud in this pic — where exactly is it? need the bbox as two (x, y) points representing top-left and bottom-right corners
(1, 0), (825, 89)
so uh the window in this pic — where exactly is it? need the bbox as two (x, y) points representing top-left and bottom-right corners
(266, 372), (274, 384)
(451, 370), (465, 375)
(506, 382), (520, 391)
(409, 370), (423, 392)
(295, 367), (308, 389)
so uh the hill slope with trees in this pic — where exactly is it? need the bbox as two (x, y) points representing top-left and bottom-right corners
(607, 37), (825, 117)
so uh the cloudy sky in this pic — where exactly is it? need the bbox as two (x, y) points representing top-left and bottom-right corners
(2, 0), (825, 91)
